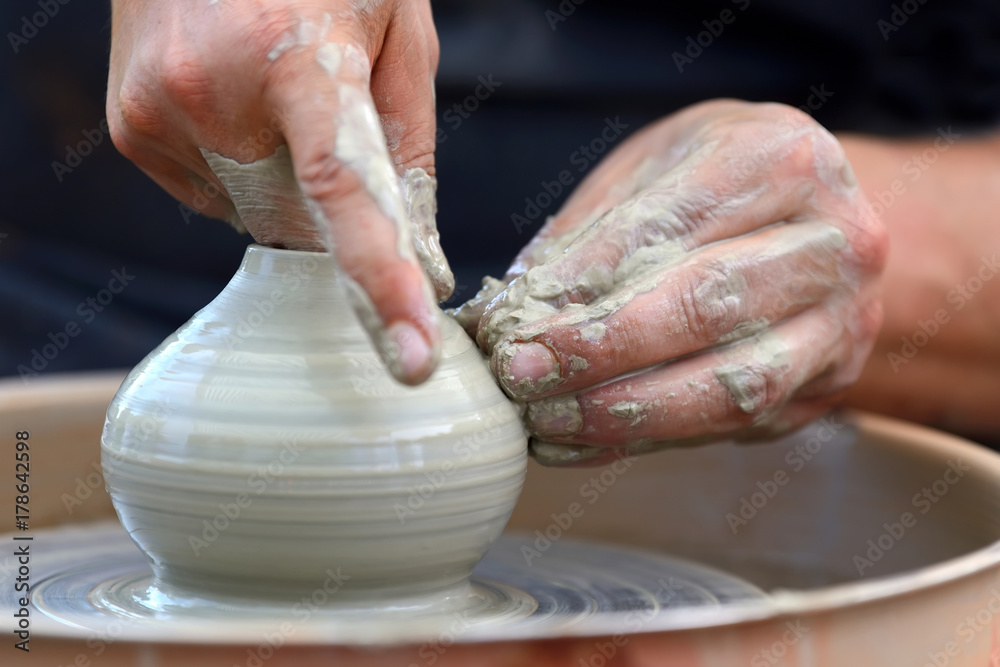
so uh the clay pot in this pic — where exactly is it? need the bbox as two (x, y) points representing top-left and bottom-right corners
(101, 244), (528, 605)
(8, 371), (1000, 665)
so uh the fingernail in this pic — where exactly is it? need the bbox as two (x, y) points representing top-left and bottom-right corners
(497, 342), (562, 397)
(526, 396), (582, 438)
(382, 321), (435, 385)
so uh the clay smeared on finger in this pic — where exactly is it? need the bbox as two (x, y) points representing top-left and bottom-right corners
(401, 168), (455, 301)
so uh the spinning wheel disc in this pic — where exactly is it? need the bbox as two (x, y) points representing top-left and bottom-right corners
(4, 522), (766, 646)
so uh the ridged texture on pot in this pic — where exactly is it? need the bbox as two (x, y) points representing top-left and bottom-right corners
(101, 245), (528, 604)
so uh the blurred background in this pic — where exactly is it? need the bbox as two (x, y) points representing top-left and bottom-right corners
(1, 0), (998, 382)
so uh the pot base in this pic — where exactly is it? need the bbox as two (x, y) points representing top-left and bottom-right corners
(11, 521), (765, 646)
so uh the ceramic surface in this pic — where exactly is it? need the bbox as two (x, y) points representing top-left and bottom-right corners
(100, 245), (528, 604)
(4, 374), (1000, 665)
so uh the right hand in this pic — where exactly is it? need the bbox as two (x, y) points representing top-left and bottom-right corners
(107, 0), (451, 385)
(456, 101), (887, 466)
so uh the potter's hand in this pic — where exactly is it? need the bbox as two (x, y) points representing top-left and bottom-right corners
(458, 100), (888, 466)
(107, 0), (451, 385)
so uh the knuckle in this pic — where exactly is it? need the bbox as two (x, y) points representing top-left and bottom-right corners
(681, 263), (746, 343)
(293, 146), (352, 202)
(613, 322), (650, 369)
(748, 104), (822, 170)
(158, 46), (212, 111)
(253, 13), (322, 81)
(112, 84), (161, 153)
(106, 95), (132, 158)
(399, 144), (435, 174)
(107, 122), (139, 163)
(782, 130), (821, 176)
(613, 191), (699, 240)
(849, 203), (891, 273)
(720, 359), (788, 424)
(250, 11), (299, 51)
(757, 102), (815, 133)
(670, 191), (720, 234)
(425, 30), (441, 72)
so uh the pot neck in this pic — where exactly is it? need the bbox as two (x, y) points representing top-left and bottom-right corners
(225, 244), (349, 310)
(239, 244), (335, 278)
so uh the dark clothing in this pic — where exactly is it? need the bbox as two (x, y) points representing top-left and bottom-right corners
(1, 0), (998, 378)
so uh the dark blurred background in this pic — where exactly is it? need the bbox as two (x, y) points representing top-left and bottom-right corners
(1, 0), (998, 379)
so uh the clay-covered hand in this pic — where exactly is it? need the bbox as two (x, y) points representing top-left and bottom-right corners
(457, 100), (888, 466)
(107, 0), (451, 385)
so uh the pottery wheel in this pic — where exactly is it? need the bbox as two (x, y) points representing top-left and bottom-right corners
(3, 522), (766, 645)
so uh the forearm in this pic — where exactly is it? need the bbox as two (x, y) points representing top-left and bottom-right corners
(839, 131), (1000, 437)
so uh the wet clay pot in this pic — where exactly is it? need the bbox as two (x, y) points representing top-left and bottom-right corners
(101, 244), (528, 605)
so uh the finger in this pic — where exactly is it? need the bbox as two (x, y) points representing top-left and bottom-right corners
(461, 104), (783, 339)
(504, 127), (669, 280)
(264, 35), (440, 385)
(107, 86), (240, 225)
(476, 145), (825, 352)
(521, 310), (851, 447)
(451, 107), (685, 336)
(504, 99), (772, 282)
(447, 276), (507, 337)
(529, 439), (684, 468)
(128, 150), (239, 224)
(529, 394), (845, 468)
(529, 388), (848, 469)
(504, 101), (749, 279)
(491, 220), (848, 399)
(371, 4), (454, 301)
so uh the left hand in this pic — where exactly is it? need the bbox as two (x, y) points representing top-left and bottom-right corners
(107, 0), (449, 385)
(455, 100), (888, 466)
